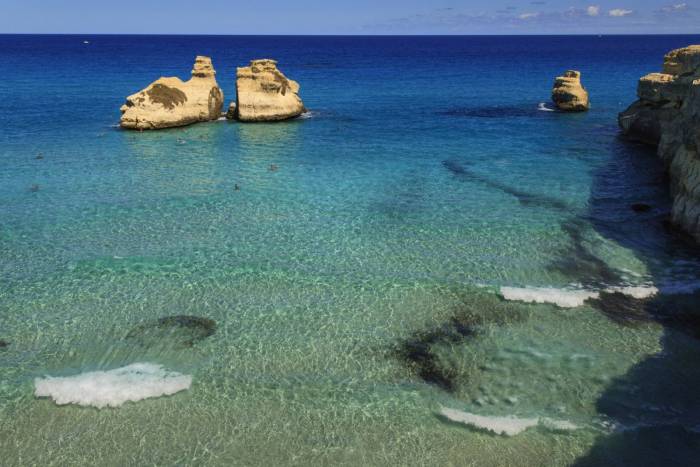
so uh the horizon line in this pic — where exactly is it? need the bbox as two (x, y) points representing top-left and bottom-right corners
(2, 33), (700, 37)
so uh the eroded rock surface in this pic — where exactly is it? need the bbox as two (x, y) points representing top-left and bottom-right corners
(619, 46), (700, 241)
(234, 59), (305, 122)
(120, 56), (224, 130)
(552, 70), (590, 112)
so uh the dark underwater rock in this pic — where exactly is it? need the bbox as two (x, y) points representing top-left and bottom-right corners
(0, 340), (8, 349)
(588, 292), (655, 326)
(126, 315), (216, 348)
(392, 291), (528, 393)
(395, 317), (476, 392)
(631, 203), (653, 213)
(439, 105), (539, 119)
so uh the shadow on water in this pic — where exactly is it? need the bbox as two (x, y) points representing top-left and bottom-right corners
(442, 159), (573, 212)
(442, 158), (626, 287)
(438, 104), (555, 119)
(573, 136), (700, 466)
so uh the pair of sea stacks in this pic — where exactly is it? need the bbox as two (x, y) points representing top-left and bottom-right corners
(120, 56), (305, 130)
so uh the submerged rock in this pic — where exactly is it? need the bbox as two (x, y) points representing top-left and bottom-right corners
(588, 292), (654, 326)
(126, 315), (216, 348)
(225, 101), (237, 120)
(619, 45), (700, 242)
(631, 203), (653, 213)
(0, 340), (8, 349)
(234, 59), (305, 122)
(552, 70), (590, 112)
(120, 56), (224, 130)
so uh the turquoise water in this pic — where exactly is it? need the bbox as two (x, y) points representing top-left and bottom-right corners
(2, 35), (700, 465)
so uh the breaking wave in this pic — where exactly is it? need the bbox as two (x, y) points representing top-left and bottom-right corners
(500, 286), (600, 308)
(34, 363), (192, 408)
(439, 407), (579, 436)
(500, 283), (659, 308)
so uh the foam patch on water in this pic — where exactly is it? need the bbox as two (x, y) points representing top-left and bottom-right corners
(500, 287), (599, 308)
(440, 407), (580, 436)
(501, 282), (661, 308)
(604, 285), (659, 299)
(440, 407), (539, 436)
(34, 363), (192, 408)
(540, 418), (579, 431)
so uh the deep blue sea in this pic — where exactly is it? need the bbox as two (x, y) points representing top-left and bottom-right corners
(2, 35), (700, 466)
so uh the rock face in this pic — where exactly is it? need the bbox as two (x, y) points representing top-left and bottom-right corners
(234, 59), (305, 122)
(552, 70), (590, 112)
(120, 56), (224, 130)
(619, 45), (700, 242)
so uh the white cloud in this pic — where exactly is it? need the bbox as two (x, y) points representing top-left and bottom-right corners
(587, 6), (600, 17)
(519, 12), (539, 20)
(609, 8), (634, 17)
(660, 3), (688, 13)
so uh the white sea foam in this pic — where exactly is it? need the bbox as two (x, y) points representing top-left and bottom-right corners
(34, 363), (192, 408)
(540, 418), (579, 431)
(538, 103), (555, 112)
(440, 407), (580, 436)
(440, 407), (539, 436)
(298, 111), (315, 119)
(500, 287), (599, 308)
(605, 285), (659, 299)
(501, 282), (661, 308)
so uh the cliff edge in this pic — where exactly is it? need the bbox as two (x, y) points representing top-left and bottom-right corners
(619, 46), (700, 241)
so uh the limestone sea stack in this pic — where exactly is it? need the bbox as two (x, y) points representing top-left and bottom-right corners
(120, 56), (224, 130)
(619, 45), (700, 241)
(234, 59), (305, 122)
(552, 70), (590, 112)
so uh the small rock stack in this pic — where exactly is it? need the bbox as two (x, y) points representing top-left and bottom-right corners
(120, 56), (224, 130)
(552, 70), (590, 112)
(232, 59), (306, 122)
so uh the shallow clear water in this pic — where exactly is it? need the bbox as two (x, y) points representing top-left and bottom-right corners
(2, 35), (700, 466)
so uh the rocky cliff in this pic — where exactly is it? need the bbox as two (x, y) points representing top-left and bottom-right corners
(234, 59), (305, 122)
(120, 56), (224, 130)
(552, 70), (590, 112)
(619, 46), (700, 242)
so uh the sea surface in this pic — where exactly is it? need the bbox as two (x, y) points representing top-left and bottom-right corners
(2, 35), (700, 466)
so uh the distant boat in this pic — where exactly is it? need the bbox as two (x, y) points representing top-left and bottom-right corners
(83, 40), (90, 44)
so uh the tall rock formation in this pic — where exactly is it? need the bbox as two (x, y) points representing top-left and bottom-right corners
(552, 70), (590, 112)
(619, 46), (700, 241)
(120, 56), (224, 130)
(234, 59), (305, 122)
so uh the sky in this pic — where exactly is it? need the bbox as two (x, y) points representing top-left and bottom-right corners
(0, 0), (698, 35)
